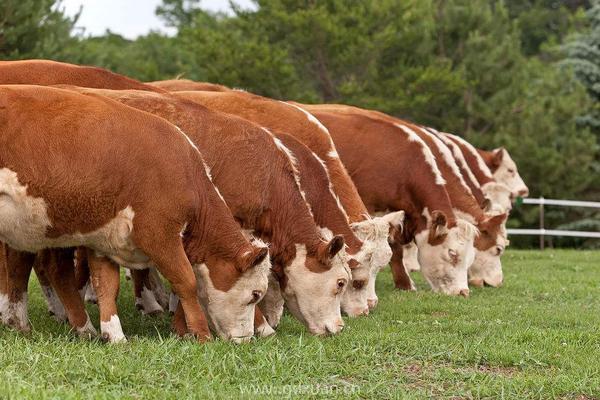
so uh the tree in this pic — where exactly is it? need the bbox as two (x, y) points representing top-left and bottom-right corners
(0, 0), (78, 60)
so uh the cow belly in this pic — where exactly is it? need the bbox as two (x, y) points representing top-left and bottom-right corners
(0, 167), (150, 267)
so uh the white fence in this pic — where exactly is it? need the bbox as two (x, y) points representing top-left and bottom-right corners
(506, 197), (600, 249)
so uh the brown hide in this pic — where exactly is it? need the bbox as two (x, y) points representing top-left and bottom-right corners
(443, 134), (495, 186)
(172, 90), (370, 223)
(305, 109), (458, 244)
(0, 60), (165, 93)
(275, 133), (364, 256)
(64, 88), (337, 282)
(148, 79), (231, 92)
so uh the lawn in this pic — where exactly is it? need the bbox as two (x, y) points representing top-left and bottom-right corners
(0, 250), (599, 399)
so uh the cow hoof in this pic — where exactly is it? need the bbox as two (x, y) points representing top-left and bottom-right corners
(101, 332), (127, 344)
(76, 317), (98, 339)
(49, 310), (69, 323)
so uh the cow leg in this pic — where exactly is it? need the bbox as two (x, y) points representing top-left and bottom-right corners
(87, 251), (125, 343)
(254, 307), (275, 337)
(131, 269), (164, 316)
(33, 253), (68, 323)
(168, 292), (179, 314)
(390, 244), (416, 291)
(0, 243), (9, 318)
(3, 249), (36, 332)
(43, 249), (97, 338)
(135, 231), (210, 342)
(171, 301), (187, 337)
(74, 247), (97, 304)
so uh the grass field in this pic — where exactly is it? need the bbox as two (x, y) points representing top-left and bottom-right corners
(0, 250), (599, 399)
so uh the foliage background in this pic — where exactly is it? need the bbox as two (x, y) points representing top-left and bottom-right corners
(1, 0), (599, 247)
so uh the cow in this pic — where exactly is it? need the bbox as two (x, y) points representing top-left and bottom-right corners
(172, 90), (402, 309)
(0, 85), (270, 343)
(0, 59), (171, 323)
(477, 147), (529, 199)
(62, 87), (351, 336)
(148, 79), (231, 92)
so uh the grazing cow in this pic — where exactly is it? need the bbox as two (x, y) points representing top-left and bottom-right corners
(442, 133), (513, 212)
(305, 108), (479, 296)
(148, 79), (231, 92)
(0, 59), (171, 323)
(66, 87), (351, 335)
(0, 85), (270, 343)
(477, 147), (529, 199)
(173, 90), (401, 309)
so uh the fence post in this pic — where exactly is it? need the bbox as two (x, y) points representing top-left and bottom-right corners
(539, 197), (545, 250)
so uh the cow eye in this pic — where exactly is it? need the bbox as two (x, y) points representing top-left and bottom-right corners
(352, 280), (366, 290)
(336, 279), (347, 294)
(249, 290), (262, 304)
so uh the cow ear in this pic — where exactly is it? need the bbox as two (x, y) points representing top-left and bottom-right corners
(480, 213), (507, 233)
(492, 148), (505, 168)
(317, 235), (345, 264)
(429, 210), (448, 241)
(240, 246), (269, 272)
(381, 210), (405, 236)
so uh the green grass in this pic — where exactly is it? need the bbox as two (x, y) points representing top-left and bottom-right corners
(1, 250), (599, 399)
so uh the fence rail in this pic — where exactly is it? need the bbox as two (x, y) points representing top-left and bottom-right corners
(507, 197), (600, 249)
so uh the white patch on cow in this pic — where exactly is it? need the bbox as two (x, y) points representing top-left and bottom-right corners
(175, 126), (200, 153)
(75, 314), (98, 338)
(258, 273), (285, 329)
(168, 293), (179, 314)
(282, 243), (350, 335)
(41, 285), (67, 322)
(312, 153), (350, 221)
(7, 295), (29, 331)
(454, 209), (477, 225)
(193, 254), (270, 342)
(100, 314), (127, 343)
(414, 211), (477, 296)
(283, 102), (331, 135)
(394, 124), (446, 185)
(0, 169), (150, 268)
(493, 149), (529, 197)
(434, 130), (482, 193)
(444, 133), (494, 179)
(327, 150), (339, 159)
(469, 229), (508, 288)
(255, 315), (276, 337)
(403, 241), (420, 272)
(417, 127), (471, 194)
(136, 286), (164, 315)
(482, 182), (512, 213)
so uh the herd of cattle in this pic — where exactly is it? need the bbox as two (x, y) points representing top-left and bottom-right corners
(0, 60), (529, 343)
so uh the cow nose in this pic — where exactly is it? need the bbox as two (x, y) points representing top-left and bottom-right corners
(518, 188), (529, 197)
(459, 288), (470, 298)
(360, 306), (369, 316)
(367, 298), (378, 310)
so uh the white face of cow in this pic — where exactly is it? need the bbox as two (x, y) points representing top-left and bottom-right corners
(482, 182), (512, 213)
(350, 211), (404, 311)
(492, 149), (529, 198)
(193, 253), (271, 343)
(282, 243), (351, 335)
(258, 273), (285, 329)
(469, 213), (509, 288)
(340, 259), (370, 317)
(414, 211), (477, 296)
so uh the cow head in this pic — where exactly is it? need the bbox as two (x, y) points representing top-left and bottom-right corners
(257, 272), (285, 329)
(414, 210), (478, 296)
(469, 213), (508, 288)
(482, 182), (512, 213)
(489, 148), (528, 198)
(194, 243), (270, 343)
(349, 210), (404, 312)
(279, 234), (351, 335)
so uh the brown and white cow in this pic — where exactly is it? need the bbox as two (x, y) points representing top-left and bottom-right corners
(304, 108), (479, 296)
(148, 79), (231, 92)
(172, 90), (401, 310)
(66, 87), (351, 336)
(0, 85), (270, 343)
